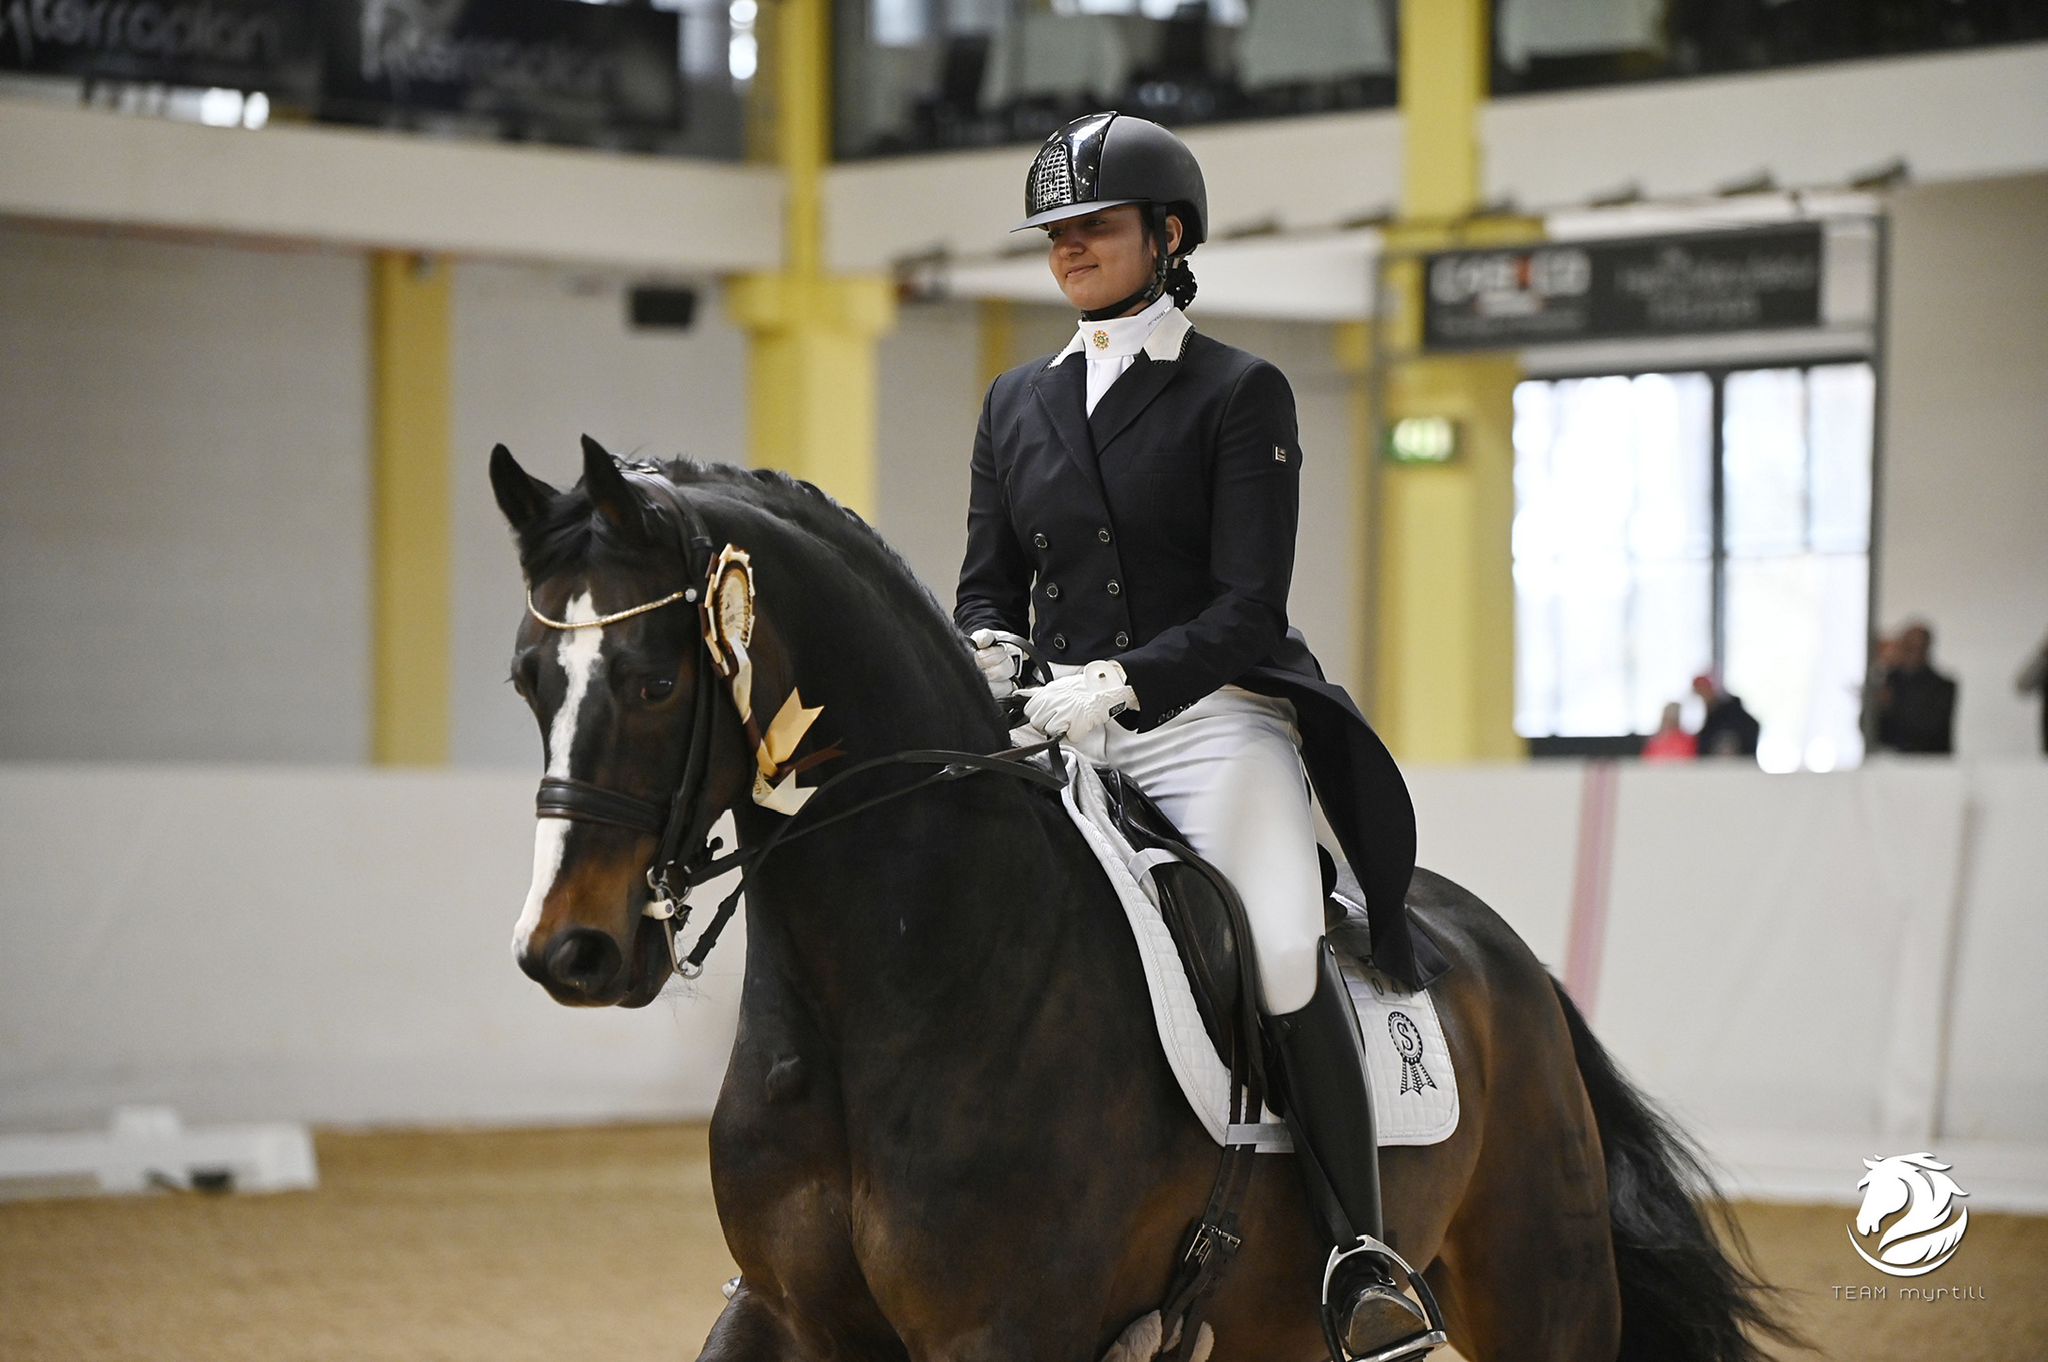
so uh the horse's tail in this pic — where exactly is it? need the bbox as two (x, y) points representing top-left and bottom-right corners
(1550, 977), (1806, 1361)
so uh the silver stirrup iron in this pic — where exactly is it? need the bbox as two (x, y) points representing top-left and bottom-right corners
(1319, 1235), (1449, 1362)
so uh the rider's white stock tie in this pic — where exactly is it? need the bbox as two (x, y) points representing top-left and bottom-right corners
(1048, 290), (1180, 414)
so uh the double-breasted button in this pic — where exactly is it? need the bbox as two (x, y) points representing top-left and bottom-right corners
(1052, 633), (1069, 651)
(1032, 532), (1050, 549)
(1106, 580), (1121, 596)
(1097, 527), (1113, 543)
(1114, 631), (1131, 648)
(1044, 582), (1061, 599)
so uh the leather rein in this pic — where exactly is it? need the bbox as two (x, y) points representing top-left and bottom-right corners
(526, 495), (1066, 979)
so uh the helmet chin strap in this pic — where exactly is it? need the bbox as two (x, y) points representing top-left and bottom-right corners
(1080, 206), (1178, 322)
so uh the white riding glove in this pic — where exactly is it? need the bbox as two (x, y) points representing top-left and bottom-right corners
(968, 628), (1030, 700)
(1022, 660), (1140, 741)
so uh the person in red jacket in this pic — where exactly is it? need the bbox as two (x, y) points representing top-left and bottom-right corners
(1642, 702), (1698, 762)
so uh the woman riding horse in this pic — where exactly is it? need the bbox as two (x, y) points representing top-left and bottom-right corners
(954, 112), (1439, 1359)
(492, 435), (1793, 1362)
(490, 121), (1797, 1362)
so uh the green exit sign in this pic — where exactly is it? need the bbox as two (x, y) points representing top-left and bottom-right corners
(1386, 416), (1461, 465)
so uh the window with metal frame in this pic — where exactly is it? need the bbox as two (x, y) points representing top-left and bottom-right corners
(1513, 361), (1876, 771)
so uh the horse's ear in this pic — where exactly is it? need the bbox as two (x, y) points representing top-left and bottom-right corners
(490, 444), (557, 536)
(580, 434), (649, 539)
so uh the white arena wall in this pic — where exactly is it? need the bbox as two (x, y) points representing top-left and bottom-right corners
(0, 226), (751, 769)
(448, 260), (751, 768)
(0, 226), (374, 765)
(2, 760), (2043, 1211)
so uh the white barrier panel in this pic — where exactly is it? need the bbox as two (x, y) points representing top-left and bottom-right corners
(1408, 762), (1585, 971)
(1414, 760), (2048, 1210)
(2, 762), (2042, 1207)
(1595, 763), (1967, 1142)
(0, 766), (742, 1131)
(1944, 763), (2048, 1143)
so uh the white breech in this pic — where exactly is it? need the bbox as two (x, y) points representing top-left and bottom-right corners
(1056, 676), (1326, 1015)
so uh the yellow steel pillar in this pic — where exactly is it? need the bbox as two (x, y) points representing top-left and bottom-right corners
(978, 299), (1017, 389)
(1334, 320), (1381, 706)
(727, 0), (896, 519)
(1372, 0), (1528, 762)
(369, 250), (453, 766)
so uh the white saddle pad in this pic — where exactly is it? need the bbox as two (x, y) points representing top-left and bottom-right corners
(1046, 741), (1459, 1151)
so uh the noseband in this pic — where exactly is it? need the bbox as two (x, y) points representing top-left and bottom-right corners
(524, 476), (1065, 979)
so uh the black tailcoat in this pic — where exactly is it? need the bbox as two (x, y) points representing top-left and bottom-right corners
(955, 319), (1445, 990)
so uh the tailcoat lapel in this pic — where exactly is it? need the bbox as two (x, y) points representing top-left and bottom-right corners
(1088, 353), (1185, 454)
(1031, 353), (1104, 503)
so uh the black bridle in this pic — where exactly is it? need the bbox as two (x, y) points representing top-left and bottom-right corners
(530, 480), (1067, 978)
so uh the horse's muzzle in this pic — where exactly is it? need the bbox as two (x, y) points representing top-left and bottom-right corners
(522, 927), (622, 1004)
(523, 919), (671, 1008)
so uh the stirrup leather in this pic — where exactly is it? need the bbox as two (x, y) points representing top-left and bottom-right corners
(1318, 1236), (1449, 1362)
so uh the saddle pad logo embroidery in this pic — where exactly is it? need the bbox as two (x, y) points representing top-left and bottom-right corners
(1340, 959), (1458, 1145)
(1388, 1011), (1436, 1094)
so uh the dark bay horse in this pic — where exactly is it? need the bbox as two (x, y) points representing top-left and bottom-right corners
(490, 438), (1793, 1362)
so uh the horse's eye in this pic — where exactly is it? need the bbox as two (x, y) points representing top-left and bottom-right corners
(640, 677), (676, 704)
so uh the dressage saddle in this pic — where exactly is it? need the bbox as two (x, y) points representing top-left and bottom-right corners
(1094, 768), (1381, 1062)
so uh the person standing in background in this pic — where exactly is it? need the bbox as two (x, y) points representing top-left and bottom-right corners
(2018, 628), (2048, 755)
(1692, 673), (1761, 759)
(1872, 622), (1958, 755)
(1642, 701), (1698, 762)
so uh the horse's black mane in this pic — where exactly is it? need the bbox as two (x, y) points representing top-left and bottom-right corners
(518, 458), (998, 722)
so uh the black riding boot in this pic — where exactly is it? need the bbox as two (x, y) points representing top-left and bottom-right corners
(1268, 942), (1442, 1362)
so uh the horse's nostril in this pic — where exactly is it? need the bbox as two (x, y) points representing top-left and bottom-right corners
(546, 929), (622, 994)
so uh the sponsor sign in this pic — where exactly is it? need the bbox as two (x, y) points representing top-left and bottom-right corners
(319, 0), (681, 132)
(1422, 225), (1825, 351)
(0, 0), (318, 97)
(0, 0), (681, 133)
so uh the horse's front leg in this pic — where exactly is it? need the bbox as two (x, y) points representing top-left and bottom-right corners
(708, 981), (910, 1361)
(864, 1144), (1201, 1362)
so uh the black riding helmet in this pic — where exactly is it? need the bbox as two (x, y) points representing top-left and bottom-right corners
(1016, 112), (1207, 320)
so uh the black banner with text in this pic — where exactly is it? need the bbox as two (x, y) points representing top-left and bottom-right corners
(319, 0), (680, 132)
(1423, 225), (1826, 351)
(0, 0), (681, 132)
(0, 0), (318, 97)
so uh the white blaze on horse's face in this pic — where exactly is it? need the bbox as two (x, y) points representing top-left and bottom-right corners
(512, 591), (606, 960)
